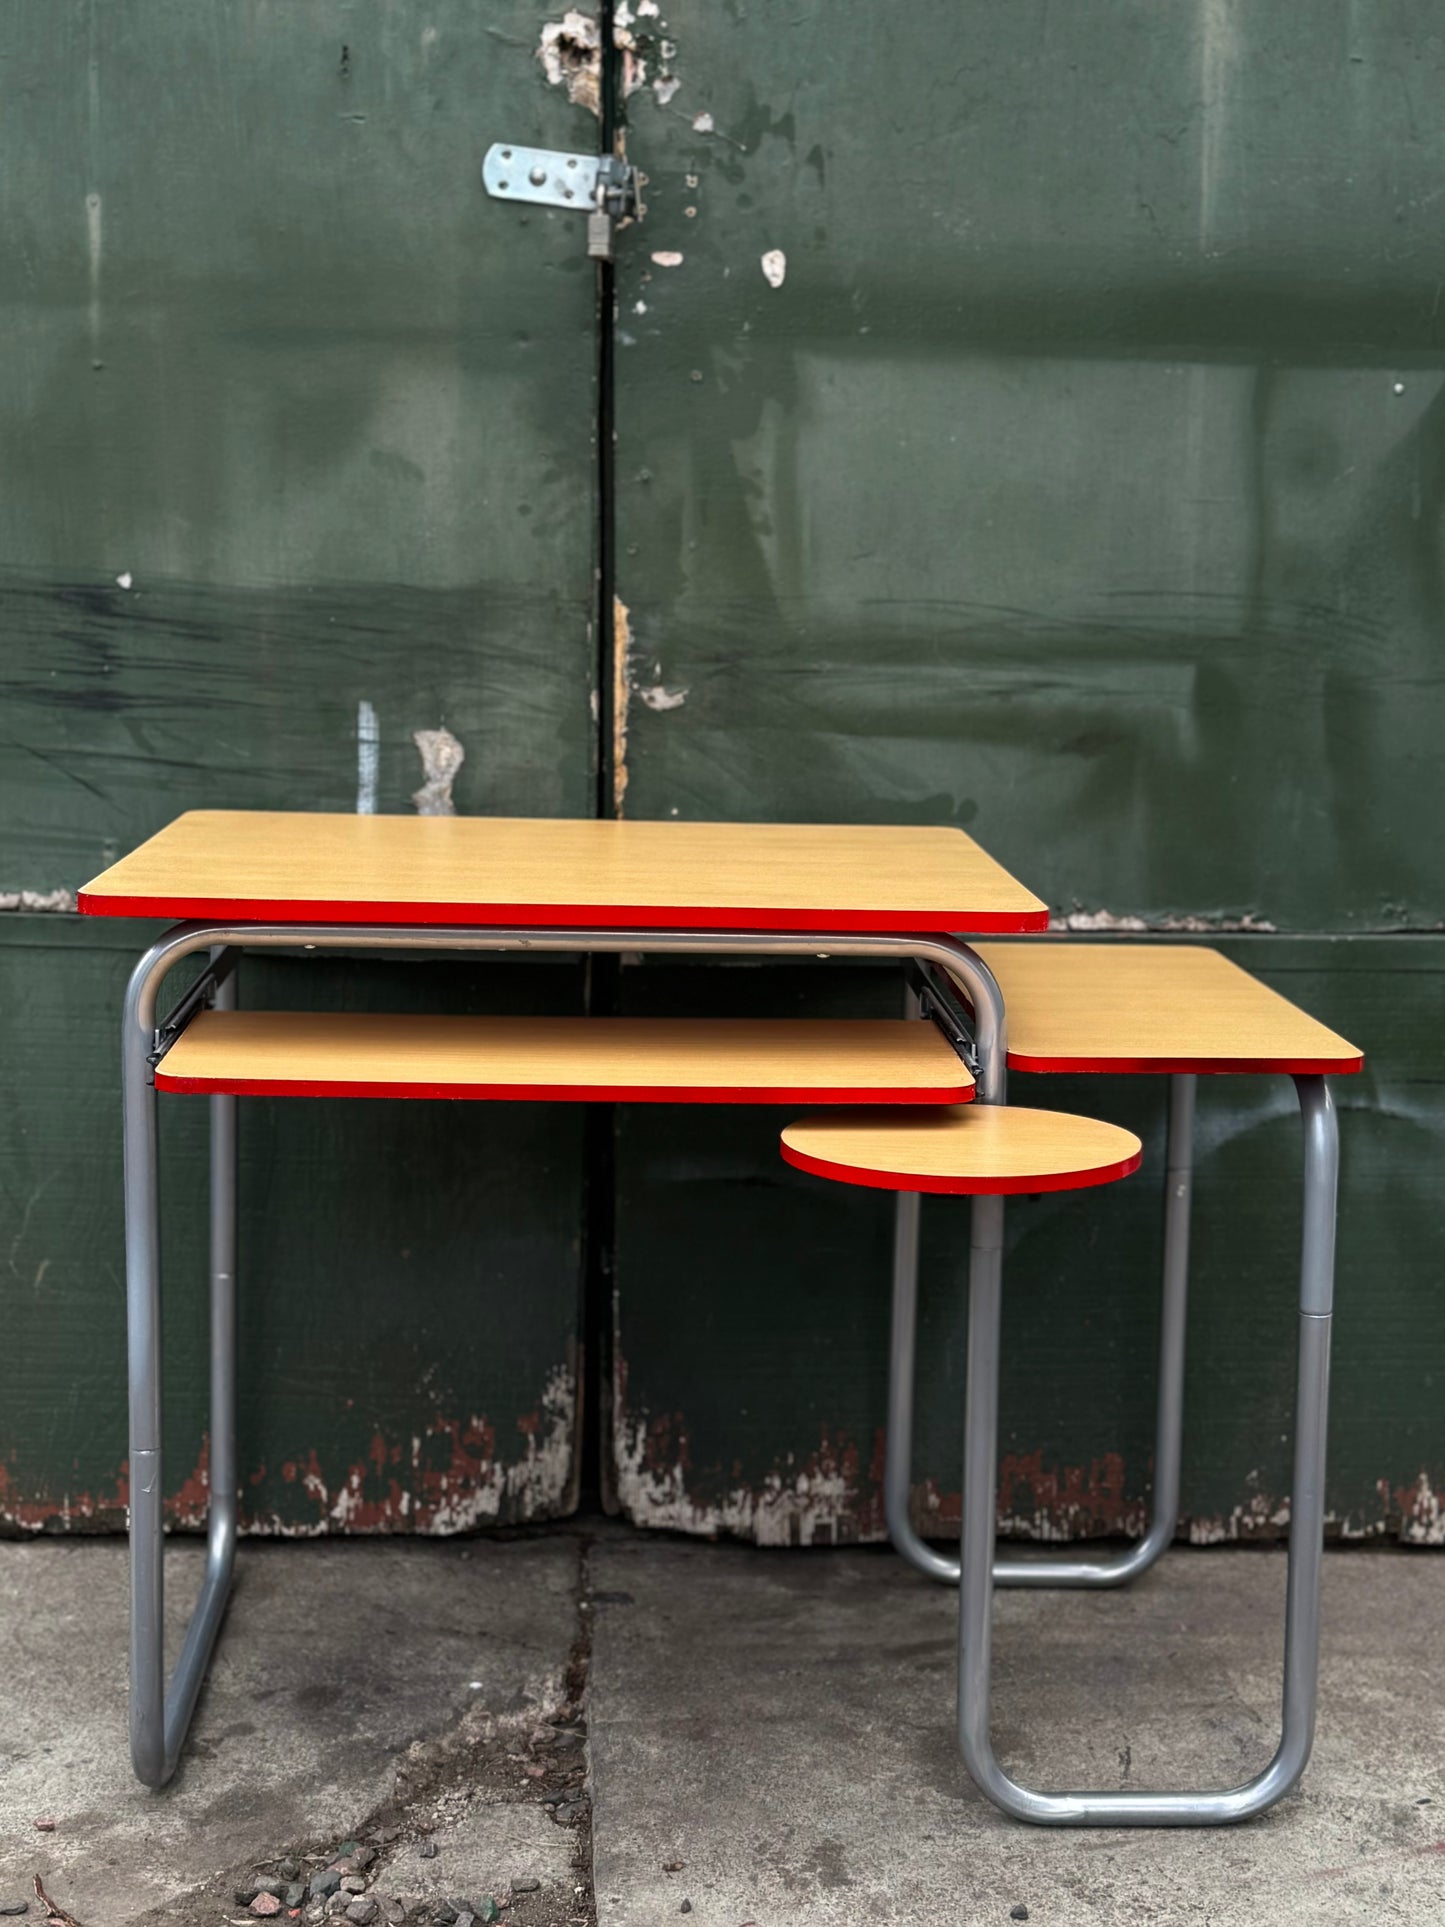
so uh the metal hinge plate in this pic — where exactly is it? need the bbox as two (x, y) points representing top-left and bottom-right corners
(483, 143), (636, 216)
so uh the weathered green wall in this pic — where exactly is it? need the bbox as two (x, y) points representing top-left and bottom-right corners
(0, 920), (587, 1531)
(0, 1), (599, 1528)
(607, 3), (1445, 1543)
(3, 3), (1442, 1546)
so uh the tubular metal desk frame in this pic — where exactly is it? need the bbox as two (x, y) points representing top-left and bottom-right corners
(123, 918), (1337, 1828)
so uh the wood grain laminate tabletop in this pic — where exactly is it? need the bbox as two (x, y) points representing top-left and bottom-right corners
(974, 942), (1363, 1074)
(78, 810), (1048, 934)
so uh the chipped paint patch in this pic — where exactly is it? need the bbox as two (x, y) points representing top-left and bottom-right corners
(692, 110), (714, 134)
(650, 250), (684, 268)
(1395, 1469), (1445, 1545)
(0, 888), (76, 913)
(614, 1406), (881, 1546)
(760, 248), (787, 289)
(1186, 1490), (1292, 1544)
(280, 1365), (578, 1535)
(613, 1407), (1444, 1551)
(638, 682), (687, 712)
(412, 725), (464, 815)
(356, 698), (379, 814)
(538, 11), (601, 118)
(612, 594), (632, 816)
(0, 1365), (577, 1537)
(1051, 907), (1279, 933)
(615, 6), (679, 103)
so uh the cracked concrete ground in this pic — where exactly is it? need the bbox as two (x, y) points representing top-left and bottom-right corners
(0, 1536), (589, 1927)
(0, 1532), (1441, 1927)
(588, 1539), (1445, 1927)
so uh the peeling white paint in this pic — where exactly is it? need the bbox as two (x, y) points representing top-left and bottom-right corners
(638, 683), (687, 711)
(634, 299), (648, 314)
(428, 1368), (577, 1534)
(653, 72), (680, 105)
(612, 594), (632, 816)
(0, 889), (76, 913)
(1399, 1470), (1445, 1545)
(538, 11), (601, 117)
(412, 725), (465, 816)
(260, 1366), (577, 1538)
(760, 248), (787, 289)
(614, 1410), (861, 1546)
(1052, 908), (1148, 932)
(1050, 907), (1279, 933)
(650, 250), (684, 268)
(114, 570), (132, 590)
(692, 111), (714, 134)
(1186, 1490), (1292, 1545)
(356, 699), (379, 814)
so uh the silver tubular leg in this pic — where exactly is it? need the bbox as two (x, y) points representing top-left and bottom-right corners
(125, 943), (240, 1787)
(891, 1068), (1198, 1590)
(994, 1069), (1195, 1586)
(109, 917), (1014, 1788)
(955, 1075), (1338, 1826)
(886, 949), (1006, 1581)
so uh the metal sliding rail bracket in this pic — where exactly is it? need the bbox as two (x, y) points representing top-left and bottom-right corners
(905, 959), (980, 1077)
(148, 945), (238, 1071)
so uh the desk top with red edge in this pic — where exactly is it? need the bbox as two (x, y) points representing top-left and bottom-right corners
(77, 810), (1049, 935)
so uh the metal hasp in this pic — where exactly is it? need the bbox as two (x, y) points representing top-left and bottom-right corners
(483, 143), (639, 260)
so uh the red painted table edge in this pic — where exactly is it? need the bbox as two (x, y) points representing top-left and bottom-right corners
(77, 891), (1051, 935)
(779, 1138), (1144, 1195)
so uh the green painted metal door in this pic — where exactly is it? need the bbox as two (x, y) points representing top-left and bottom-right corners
(607, 3), (1445, 1545)
(4, 4), (1443, 1551)
(0, 2), (601, 1530)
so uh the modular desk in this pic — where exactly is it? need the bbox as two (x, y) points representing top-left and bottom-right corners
(80, 810), (1346, 1831)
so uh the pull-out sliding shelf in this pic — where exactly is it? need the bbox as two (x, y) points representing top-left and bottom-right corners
(155, 1011), (975, 1105)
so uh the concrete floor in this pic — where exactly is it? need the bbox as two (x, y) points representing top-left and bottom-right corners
(0, 1531), (1440, 1927)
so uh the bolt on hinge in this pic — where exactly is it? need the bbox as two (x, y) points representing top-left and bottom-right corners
(483, 143), (639, 261)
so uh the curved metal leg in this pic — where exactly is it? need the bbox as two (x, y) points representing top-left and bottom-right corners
(112, 916), (1013, 1785)
(887, 952), (1012, 1581)
(888, 1072), (1195, 1588)
(955, 1075), (1338, 1825)
(125, 941), (239, 1787)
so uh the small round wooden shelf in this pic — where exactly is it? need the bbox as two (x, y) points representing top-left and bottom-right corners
(779, 1104), (1143, 1195)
